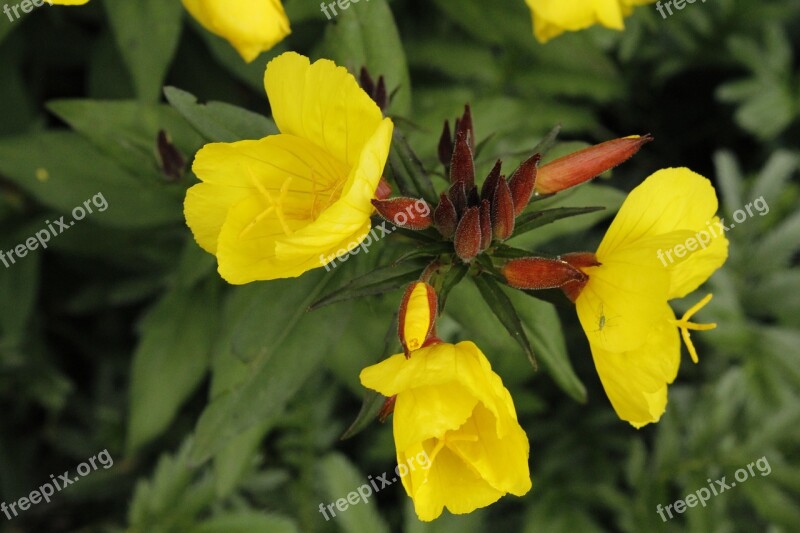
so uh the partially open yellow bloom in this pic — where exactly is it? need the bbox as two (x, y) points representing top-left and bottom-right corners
(574, 168), (728, 427)
(48, 0), (290, 62)
(182, 0), (290, 62)
(525, 0), (655, 43)
(360, 341), (531, 521)
(185, 52), (394, 284)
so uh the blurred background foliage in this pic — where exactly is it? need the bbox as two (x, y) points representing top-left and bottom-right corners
(0, 0), (798, 531)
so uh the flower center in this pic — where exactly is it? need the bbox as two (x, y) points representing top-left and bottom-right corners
(670, 293), (716, 364)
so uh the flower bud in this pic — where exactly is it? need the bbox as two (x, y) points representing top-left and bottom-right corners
(398, 281), (438, 356)
(375, 176), (392, 200)
(479, 199), (492, 252)
(450, 130), (475, 189)
(456, 104), (475, 152)
(502, 257), (587, 290)
(454, 206), (482, 262)
(371, 198), (432, 230)
(480, 160), (502, 205)
(491, 177), (515, 241)
(535, 135), (654, 195)
(438, 120), (453, 168)
(448, 181), (467, 218)
(559, 252), (600, 302)
(508, 153), (540, 216)
(434, 193), (458, 238)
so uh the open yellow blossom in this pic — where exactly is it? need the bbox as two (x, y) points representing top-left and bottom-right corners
(360, 341), (531, 521)
(48, 0), (290, 62)
(525, 0), (655, 43)
(573, 168), (728, 427)
(185, 52), (394, 284)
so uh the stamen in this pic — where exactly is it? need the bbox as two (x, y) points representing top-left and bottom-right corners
(671, 293), (716, 364)
(240, 167), (295, 237)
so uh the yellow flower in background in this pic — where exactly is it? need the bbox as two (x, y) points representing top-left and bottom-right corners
(573, 168), (728, 427)
(185, 52), (393, 284)
(181, 0), (290, 62)
(48, 0), (289, 62)
(360, 341), (531, 521)
(525, 0), (655, 43)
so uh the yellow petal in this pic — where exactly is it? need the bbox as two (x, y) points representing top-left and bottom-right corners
(402, 282), (436, 352)
(392, 383), (477, 452)
(525, 0), (646, 42)
(264, 52), (386, 168)
(47, 0), (91, 4)
(590, 306), (681, 427)
(182, 0), (290, 62)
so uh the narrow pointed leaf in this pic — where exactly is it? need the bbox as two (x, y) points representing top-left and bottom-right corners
(309, 262), (426, 310)
(514, 206), (606, 235)
(390, 132), (438, 203)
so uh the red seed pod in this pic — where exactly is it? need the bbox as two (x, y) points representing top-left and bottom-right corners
(536, 135), (654, 195)
(454, 206), (482, 262)
(371, 198), (432, 230)
(491, 177), (515, 241)
(502, 257), (587, 290)
(508, 153), (540, 216)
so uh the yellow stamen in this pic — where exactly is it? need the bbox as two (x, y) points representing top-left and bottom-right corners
(671, 293), (716, 364)
(241, 167), (295, 237)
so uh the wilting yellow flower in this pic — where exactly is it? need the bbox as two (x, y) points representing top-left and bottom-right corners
(181, 0), (290, 62)
(185, 52), (393, 284)
(360, 341), (531, 521)
(572, 168), (728, 427)
(525, 0), (655, 43)
(48, 0), (290, 62)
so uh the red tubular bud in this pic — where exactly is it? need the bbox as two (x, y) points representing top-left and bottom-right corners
(536, 134), (654, 195)
(448, 181), (467, 218)
(508, 153), (540, 216)
(480, 160), (502, 205)
(371, 198), (432, 230)
(398, 281), (438, 356)
(502, 257), (587, 290)
(438, 120), (453, 168)
(434, 193), (458, 238)
(449, 130), (475, 190)
(559, 252), (600, 302)
(491, 177), (515, 241)
(375, 177), (392, 200)
(479, 199), (492, 252)
(454, 206), (482, 262)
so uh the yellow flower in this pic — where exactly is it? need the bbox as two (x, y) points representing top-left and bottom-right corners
(525, 0), (655, 43)
(573, 168), (728, 427)
(48, 0), (290, 62)
(360, 341), (531, 521)
(185, 52), (393, 284)
(181, 0), (290, 62)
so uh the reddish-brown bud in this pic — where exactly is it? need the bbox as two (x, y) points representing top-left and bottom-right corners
(559, 252), (600, 302)
(434, 193), (458, 238)
(374, 75), (387, 111)
(378, 395), (396, 422)
(536, 134), (654, 195)
(454, 206), (482, 262)
(480, 160), (502, 205)
(450, 130), (475, 190)
(491, 177), (515, 241)
(467, 185), (480, 208)
(438, 120), (453, 168)
(456, 104), (475, 152)
(448, 181), (467, 218)
(508, 153), (540, 216)
(375, 177), (392, 200)
(502, 257), (587, 290)
(479, 199), (492, 252)
(371, 197), (432, 230)
(398, 281), (438, 356)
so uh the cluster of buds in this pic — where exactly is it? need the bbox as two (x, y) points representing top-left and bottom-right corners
(370, 105), (653, 267)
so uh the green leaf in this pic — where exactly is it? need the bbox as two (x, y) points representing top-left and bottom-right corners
(192, 513), (298, 533)
(0, 132), (183, 228)
(164, 86), (278, 143)
(309, 261), (425, 311)
(319, 453), (391, 533)
(189, 273), (352, 465)
(103, 0), (183, 102)
(341, 390), (386, 441)
(505, 287), (587, 402)
(127, 279), (220, 452)
(435, 262), (469, 312)
(321, 0), (411, 116)
(390, 132), (438, 203)
(514, 206), (606, 236)
(473, 274), (537, 370)
(751, 150), (798, 206)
